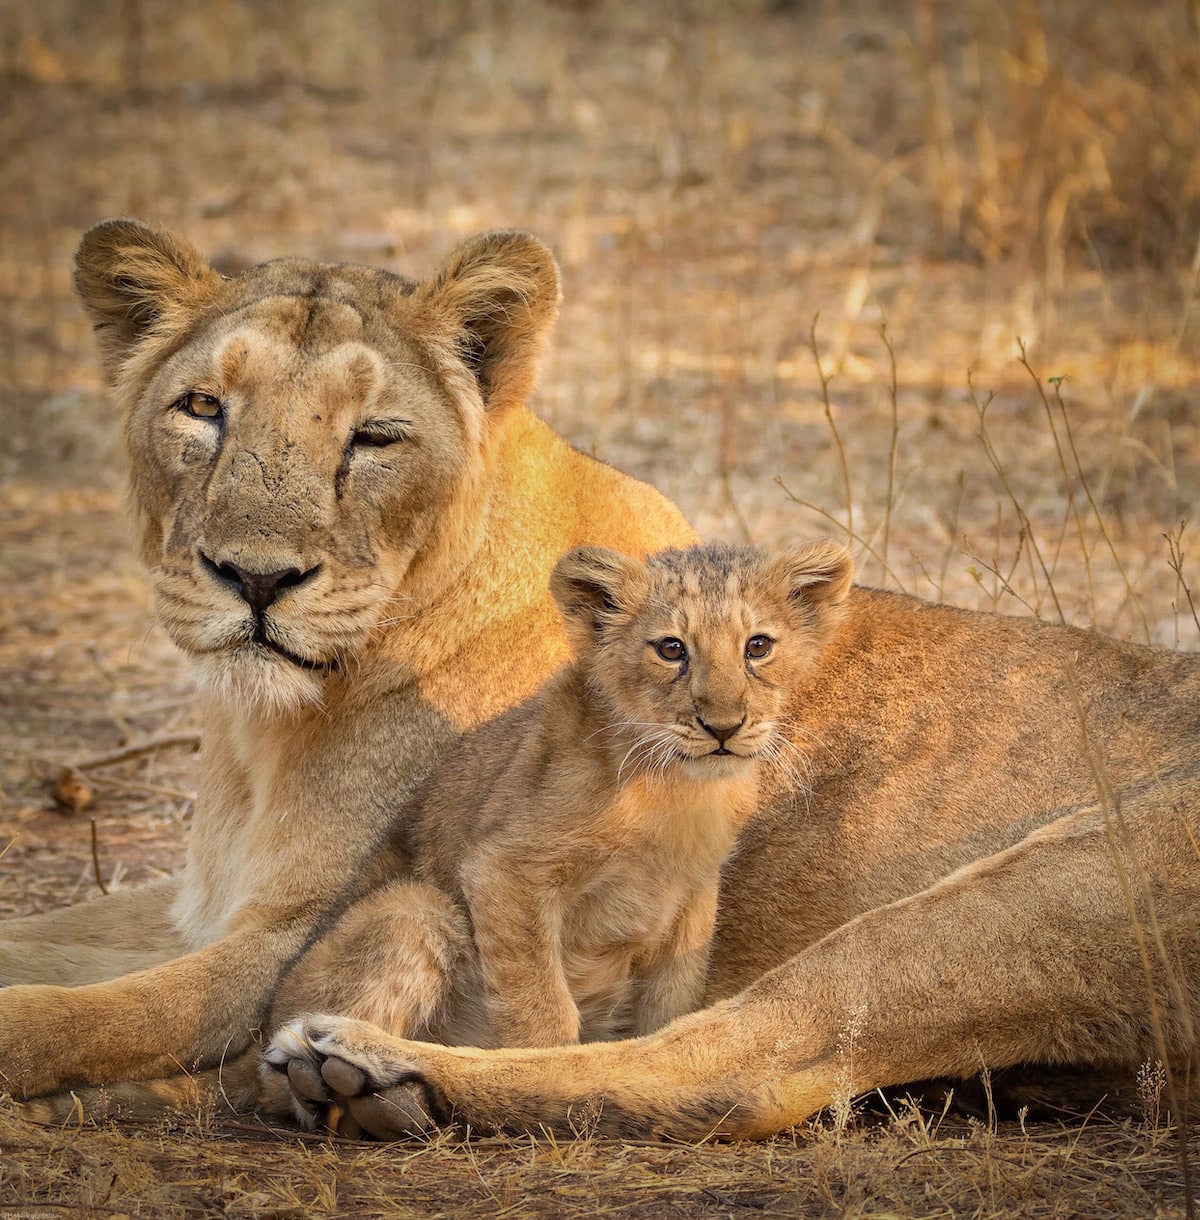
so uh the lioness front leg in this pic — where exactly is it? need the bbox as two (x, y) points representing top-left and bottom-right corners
(266, 802), (1199, 1140)
(0, 919), (311, 1101)
(21, 880), (478, 1126)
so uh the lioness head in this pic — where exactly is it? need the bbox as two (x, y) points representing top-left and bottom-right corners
(550, 540), (854, 779)
(74, 221), (560, 712)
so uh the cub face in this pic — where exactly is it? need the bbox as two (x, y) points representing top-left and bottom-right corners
(550, 541), (855, 779)
(73, 221), (560, 711)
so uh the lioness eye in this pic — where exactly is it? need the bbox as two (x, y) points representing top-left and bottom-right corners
(746, 635), (773, 660)
(179, 391), (223, 420)
(352, 420), (410, 448)
(655, 638), (687, 662)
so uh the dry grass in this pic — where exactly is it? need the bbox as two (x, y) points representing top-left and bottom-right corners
(2, 0), (1200, 1214)
(0, 1095), (1191, 1218)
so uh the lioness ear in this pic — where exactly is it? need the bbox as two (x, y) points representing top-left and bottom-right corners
(550, 546), (648, 651)
(415, 230), (561, 412)
(768, 539), (855, 635)
(74, 219), (223, 384)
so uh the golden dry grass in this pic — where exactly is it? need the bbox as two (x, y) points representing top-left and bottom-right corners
(0, 1094), (1191, 1218)
(2, 0), (1200, 1214)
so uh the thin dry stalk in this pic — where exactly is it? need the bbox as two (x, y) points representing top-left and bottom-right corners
(969, 374), (1065, 622)
(806, 316), (854, 544)
(1021, 347), (1152, 640)
(965, 539), (1038, 617)
(775, 476), (908, 592)
(67, 734), (202, 771)
(89, 818), (108, 896)
(879, 322), (901, 585)
(1166, 523), (1200, 642)
(1017, 350), (1098, 615)
(935, 470), (968, 602)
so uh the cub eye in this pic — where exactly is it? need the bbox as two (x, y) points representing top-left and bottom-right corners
(654, 638), (687, 662)
(745, 635), (773, 660)
(352, 420), (410, 448)
(178, 391), (223, 420)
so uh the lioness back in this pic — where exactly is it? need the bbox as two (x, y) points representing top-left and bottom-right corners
(402, 539), (855, 1048)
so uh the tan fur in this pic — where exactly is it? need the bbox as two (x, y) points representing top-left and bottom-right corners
(22, 540), (854, 1129)
(8, 221), (1200, 1143)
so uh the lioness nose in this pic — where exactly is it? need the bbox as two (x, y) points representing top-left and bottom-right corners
(697, 716), (745, 746)
(200, 553), (319, 615)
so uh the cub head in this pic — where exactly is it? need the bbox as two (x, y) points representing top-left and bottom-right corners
(73, 220), (560, 712)
(549, 539), (854, 779)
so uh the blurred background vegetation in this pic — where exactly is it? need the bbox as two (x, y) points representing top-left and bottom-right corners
(4, 1), (1200, 646)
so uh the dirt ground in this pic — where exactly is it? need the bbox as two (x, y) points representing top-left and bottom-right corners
(2, 0), (1200, 1215)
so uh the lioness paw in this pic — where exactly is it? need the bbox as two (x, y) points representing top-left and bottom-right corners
(263, 1014), (442, 1140)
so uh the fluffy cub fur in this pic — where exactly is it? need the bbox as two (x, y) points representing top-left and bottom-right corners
(275, 538), (853, 1080)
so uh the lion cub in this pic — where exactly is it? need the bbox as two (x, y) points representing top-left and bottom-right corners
(360, 538), (855, 1051)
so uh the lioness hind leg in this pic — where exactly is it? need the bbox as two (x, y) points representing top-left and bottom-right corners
(264, 796), (1200, 1142)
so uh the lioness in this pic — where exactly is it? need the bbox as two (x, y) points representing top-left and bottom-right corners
(0, 218), (695, 1102)
(3, 220), (1199, 1142)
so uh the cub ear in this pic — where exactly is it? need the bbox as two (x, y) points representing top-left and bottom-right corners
(550, 546), (649, 650)
(767, 539), (855, 635)
(74, 219), (223, 384)
(415, 230), (561, 412)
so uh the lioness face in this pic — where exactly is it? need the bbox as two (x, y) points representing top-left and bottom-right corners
(127, 293), (475, 710)
(551, 541), (855, 781)
(74, 222), (560, 712)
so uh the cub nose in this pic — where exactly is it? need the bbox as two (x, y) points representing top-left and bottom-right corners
(697, 716), (746, 746)
(200, 553), (319, 615)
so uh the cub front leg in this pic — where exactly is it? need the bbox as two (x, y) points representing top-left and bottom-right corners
(270, 879), (475, 1041)
(631, 885), (718, 1037)
(463, 854), (580, 1047)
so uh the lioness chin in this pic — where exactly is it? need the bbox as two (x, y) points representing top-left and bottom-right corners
(5, 220), (1200, 1141)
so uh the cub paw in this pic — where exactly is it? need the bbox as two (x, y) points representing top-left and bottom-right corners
(263, 1014), (446, 1140)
